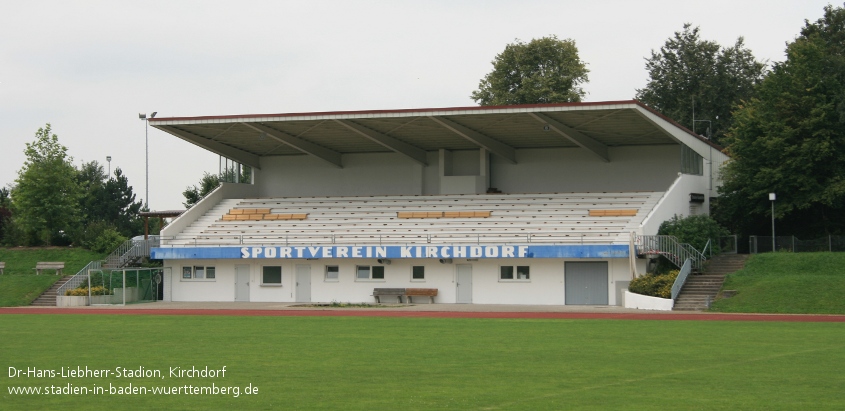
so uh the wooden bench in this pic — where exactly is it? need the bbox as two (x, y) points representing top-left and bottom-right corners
(372, 288), (438, 304)
(0, 261), (5, 274)
(223, 210), (308, 221)
(34, 262), (64, 275)
(372, 288), (406, 303)
(588, 209), (638, 217)
(397, 211), (492, 218)
(405, 288), (438, 304)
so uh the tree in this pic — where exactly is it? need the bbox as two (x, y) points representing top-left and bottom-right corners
(11, 124), (82, 245)
(716, 4), (845, 237)
(636, 24), (766, 144)
(183, 166), (252, 208)
(471, 36), (589, 105)
(183, 172), (222, 208)
(0, 187), (11, 244)
(95, 168), (144, 236)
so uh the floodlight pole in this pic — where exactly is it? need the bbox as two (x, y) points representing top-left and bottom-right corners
(106, 156), (112, 178)
(138, 112), (157, 208)
(769, 193), (776, 252)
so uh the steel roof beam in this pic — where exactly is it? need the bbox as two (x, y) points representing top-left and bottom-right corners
(243, 122), (342, 168)
(528, 112), (609, 162)
(155, 126), (261, 169)
(428, 116), (516, 164)
(334, 119), (428, 165)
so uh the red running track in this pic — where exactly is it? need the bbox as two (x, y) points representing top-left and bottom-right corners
(1, 307), (844, 322)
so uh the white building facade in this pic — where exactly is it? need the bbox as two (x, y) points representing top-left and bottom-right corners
(151, 101), (728, 306)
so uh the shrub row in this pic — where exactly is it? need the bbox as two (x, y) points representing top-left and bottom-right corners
(629, 269), (679, 299)
(65, 285), (109, 296)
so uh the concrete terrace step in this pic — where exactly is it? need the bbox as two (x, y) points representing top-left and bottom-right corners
(30, 275), (72, 306)
(672, 254), (749, 311)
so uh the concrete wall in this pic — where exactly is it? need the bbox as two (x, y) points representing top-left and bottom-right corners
(164, 257), (633, 305)
(624, 290), (674, 311)
(255, 153), (425, 197)
(639, 172), (712, 235)
(490, 145), (680, 194)
(252, 145), (683, 198)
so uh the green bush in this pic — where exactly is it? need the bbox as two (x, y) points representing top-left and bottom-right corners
(629, 269), (679, 298)
(65, 285), (109, 296)
(658, 214), (730, 253)
(76, 221), (127, 253)
(89, 228), (126, 254)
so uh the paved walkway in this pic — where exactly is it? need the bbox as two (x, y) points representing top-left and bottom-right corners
(3, 302), (845, 322)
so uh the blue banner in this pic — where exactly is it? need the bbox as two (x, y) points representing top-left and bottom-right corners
(151, 244), (629, 260)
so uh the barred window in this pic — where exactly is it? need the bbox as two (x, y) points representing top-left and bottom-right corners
(681, 144), (703, 175)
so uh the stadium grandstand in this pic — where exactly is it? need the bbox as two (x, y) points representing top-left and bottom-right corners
(149, 100), (728, 305)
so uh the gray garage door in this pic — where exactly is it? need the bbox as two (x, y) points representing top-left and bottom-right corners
(565, 262), (609, 305)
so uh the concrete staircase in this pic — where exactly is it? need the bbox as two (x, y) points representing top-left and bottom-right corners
(30, 276), (72, 306)
(673, 254), (749, 311)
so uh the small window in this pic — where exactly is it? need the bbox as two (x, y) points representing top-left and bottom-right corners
(182, 266), (215, 281)
(500, 266), (530, 281)
(325, 265), (339, 281)
(412, 266), (425, 281)
(356, 265), (385, 281)
(262, 266), (282, 285)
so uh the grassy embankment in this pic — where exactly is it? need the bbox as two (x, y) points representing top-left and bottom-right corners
(709, 252), (845, 314)
(0, 248), (105, 306)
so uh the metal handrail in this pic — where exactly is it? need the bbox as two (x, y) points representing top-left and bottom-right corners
(636, 235), (707, 271)
(155, 231), (632, 247)
(701, 239), (712, 258)
(671, 258), (693, 300)
(55, 260), (103, 298)
(104, 236), (160, 268)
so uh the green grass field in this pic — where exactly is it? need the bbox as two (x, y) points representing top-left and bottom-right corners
(710, 252), (845, 314)
(0, 248), (106, 306)
(1, 314), (842, 410)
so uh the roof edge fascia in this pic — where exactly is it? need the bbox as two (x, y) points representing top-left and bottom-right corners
(148, 100), (641, 125)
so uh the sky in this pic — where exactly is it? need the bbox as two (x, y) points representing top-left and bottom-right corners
(0, 0), (835, 211)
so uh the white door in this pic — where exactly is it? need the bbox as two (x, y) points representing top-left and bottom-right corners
(295, 265), (311, 303)
(456, 264), (473, 304)
(565, 262), (609, 305)
(162, 268), (172, 302)
(235, 264), (250, 302)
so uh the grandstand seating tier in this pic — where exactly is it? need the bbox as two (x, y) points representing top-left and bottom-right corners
(163, 192), (663, 246)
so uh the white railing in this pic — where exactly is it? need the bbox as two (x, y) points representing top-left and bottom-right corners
(637, 235), (707, 271)
(104, 236), (159, 268)
(671, 258), (693, 300)
(157, 231), (632, 247)
(55, 260), (103, 298)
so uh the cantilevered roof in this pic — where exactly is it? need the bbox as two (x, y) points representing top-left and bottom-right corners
(150, 100), (721, 170)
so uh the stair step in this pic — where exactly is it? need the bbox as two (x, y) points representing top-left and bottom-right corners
(672, 254), (748, 312)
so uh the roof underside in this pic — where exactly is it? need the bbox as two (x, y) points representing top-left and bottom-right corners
(151, 101), (713, 169)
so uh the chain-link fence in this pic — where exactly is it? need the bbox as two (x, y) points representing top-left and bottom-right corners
(749, 235), (845, 253)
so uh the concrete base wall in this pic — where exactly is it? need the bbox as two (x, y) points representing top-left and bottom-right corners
(164, 257), (634, 305)
(624, 290), (674, 311)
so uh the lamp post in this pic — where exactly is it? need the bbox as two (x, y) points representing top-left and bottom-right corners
(106, 156), (112, 178)
(769, 193), (776, 252)
(138, 112), (157, 208)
